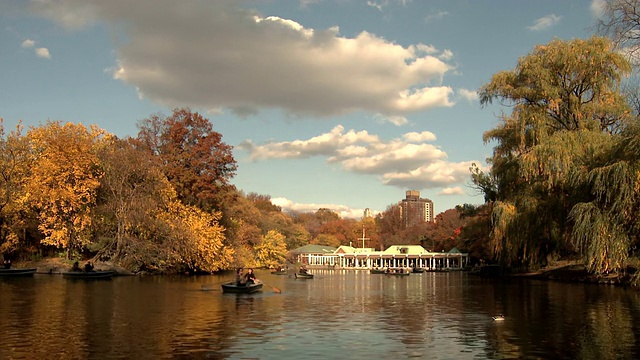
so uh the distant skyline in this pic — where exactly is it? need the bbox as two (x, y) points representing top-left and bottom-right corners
(1, 0), (605, 218)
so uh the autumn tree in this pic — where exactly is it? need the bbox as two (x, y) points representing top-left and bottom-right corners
(156, 196), (232, 273)
(93, 137), (167, 261)
(137, 108), (237, 212)
(478, 37), (632, 270)
(375, 204), (403, 248)
(0, 120), (33, 256)
(255, 229), (288, 268)
(26, 121), (106, 259)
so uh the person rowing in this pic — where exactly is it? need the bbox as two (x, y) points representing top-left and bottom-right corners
(244, 268), (257, 285)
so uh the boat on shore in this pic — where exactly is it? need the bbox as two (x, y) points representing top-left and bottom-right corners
(221, 282), (263, 293)
(294, 272), (314, 279)
(0, 268), (37, 277)
(62, 270), (114, 279)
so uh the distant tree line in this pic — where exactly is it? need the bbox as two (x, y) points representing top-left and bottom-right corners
(5, 1), (640, 279)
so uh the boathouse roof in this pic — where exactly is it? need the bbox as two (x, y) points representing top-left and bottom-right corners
(290, 244), (337, 254)
(383, 245), (430, 255)
(334, 246), (375, 254)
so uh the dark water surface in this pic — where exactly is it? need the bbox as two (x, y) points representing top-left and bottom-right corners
(2, 269), (640, 359)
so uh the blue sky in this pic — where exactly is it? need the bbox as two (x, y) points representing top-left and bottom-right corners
(1, 0), (605, 218)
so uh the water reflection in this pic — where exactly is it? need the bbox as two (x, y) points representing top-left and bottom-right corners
(2, 270), (640, 359)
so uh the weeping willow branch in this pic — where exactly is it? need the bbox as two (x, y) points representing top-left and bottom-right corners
(570, 202), (629, 274)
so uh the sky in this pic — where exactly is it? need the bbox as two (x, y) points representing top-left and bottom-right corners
(0, 0), (607, 219)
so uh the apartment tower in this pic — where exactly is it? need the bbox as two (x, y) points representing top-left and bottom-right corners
(399, 190), (434, 227)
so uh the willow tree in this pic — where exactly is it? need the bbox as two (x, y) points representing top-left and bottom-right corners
(478, 37), (631, 270)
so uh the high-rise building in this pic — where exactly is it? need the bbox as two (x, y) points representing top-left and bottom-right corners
(399, 190), (434, 227)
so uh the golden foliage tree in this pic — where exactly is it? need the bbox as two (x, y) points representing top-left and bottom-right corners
(254, 229), (288, 269)
(0, 120), (32, 255)
(26, 121), (106, 258)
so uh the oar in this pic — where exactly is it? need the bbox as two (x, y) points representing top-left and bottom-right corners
(201, 279), (232, 291)
(257, 280), (282, 294)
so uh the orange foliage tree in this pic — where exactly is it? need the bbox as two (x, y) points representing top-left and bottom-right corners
(26, 121), (106, 259)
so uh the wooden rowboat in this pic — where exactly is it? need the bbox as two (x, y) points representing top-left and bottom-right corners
(221, 282), (263, 293)
(0, 268), (37, 277)
(294, 272), (314, 279)
(370, 268), (386, 274)
(62, 270), (114, 279)
(270, 270), (288, 275)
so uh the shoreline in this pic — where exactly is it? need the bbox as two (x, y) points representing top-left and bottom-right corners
(511, 261), (637, 287)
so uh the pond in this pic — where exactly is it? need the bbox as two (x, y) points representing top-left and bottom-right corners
(1, 269), (640, 359)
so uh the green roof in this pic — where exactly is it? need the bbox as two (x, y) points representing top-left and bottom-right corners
(290, 244), (337, 254)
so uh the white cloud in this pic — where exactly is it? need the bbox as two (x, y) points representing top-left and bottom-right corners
(438, 187), (464, 195)
(458, 88), (478, 102)
(382, 160), (476, 189)
(271, 197), (372, 219)
(425, 10), (449, 24)
(527, 14), (562, 31)
(35, 47), (51, 58)
(20, 38), (51, 59)
(240, 125), (479, 191)
(591, 0), (606, 18)
(403, 131), (436, 142)
(21, 39), (35, 48)
(375, 114), (409, 126)
(30, 0), (454, 118)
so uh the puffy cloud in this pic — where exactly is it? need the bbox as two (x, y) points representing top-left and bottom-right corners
(240, 125), (479, 191)
(403, 131), (436, 142)
(35, 47), (51, 58)
(21, 39), (35, 48)
(382, 160), (475, 189)
(29, 0), (454, 117)
(271, 197), (372, 219)
(20, 38), (51, 59)
(239, 125), (380, 160)
(438, 187), (465, 195)
(527, 14), (562, 31)
(458, 88), (478, 102)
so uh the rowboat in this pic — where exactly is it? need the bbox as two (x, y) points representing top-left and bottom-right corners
(221, 282), (263, 293)
(412, 267), (425, 273)
(370, 268), (386, 274)
(0, 268), (37, 277)
(62, 270), (114, 279)
(270, 270), (288, 275)
(294, 272), (314, 279)
(385, 270), (410, 276)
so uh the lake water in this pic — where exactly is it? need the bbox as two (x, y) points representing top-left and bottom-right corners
(1, 269), (640, 359)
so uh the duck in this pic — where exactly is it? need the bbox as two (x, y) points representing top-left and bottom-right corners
(492, 314), (505, 321)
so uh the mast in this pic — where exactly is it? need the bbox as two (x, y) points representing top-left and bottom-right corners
(361, 225), (370, 248)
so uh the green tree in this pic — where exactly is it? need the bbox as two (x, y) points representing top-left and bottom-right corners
(478, 37), (632, 270)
